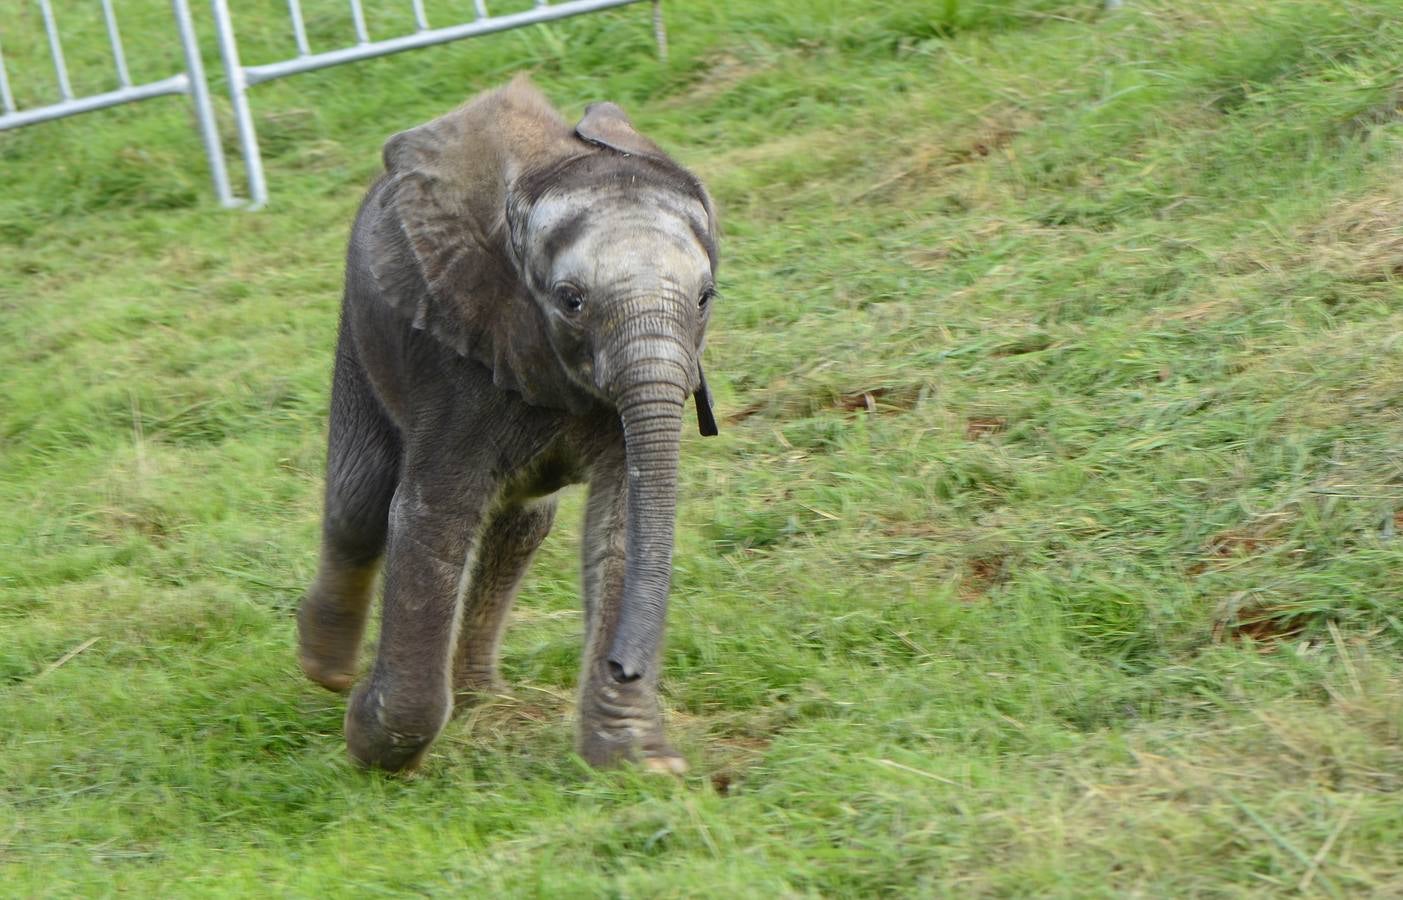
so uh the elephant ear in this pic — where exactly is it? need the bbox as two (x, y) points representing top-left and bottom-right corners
(577, 102), (723, 436)
(575, 102), (667, 159)
(370, 77), (590, 409)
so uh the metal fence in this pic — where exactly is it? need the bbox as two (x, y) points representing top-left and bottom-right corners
(2, 0), (655, 209)
(0, 0), (235, 206)
(212, 0), (654, 208)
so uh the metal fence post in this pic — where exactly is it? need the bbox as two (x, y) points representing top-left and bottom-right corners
(0, 35), (16, 115)
(172, 0), (236, 208)
(652, 0), (667, 62)
(209, 0), (269, 209)
(37, 0), (75, 101)
(288, 0), (312, 57)
(101, 0), (133, 89)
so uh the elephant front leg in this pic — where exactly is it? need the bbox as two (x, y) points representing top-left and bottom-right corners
(345, 481), (486, 773)
(577, 457), (686, 773)
(299, 340), (401, 693)
(453, 497), (557, 702)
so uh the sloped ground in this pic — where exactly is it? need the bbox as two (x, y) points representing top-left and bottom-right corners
(2, 1), (1400, 894)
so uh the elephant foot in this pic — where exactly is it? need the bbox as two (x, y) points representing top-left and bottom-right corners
(642, 750), (689, 775)
(299, 651), (356, 693)
(578, 687), (683, 773)
(345, 682), (447, 774)
(452, 666), (508, 707)
(296, 592), (366, 693)
(579, 727), (687, 774)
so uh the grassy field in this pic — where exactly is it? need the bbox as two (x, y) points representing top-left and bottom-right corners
(3, 0), (1402, 894)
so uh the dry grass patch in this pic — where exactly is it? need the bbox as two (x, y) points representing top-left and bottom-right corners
(660, 53), (773, 109)
(1301, 176), (1403, 283)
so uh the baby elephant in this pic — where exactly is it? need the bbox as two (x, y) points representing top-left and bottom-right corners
(297, 78), (720, 773)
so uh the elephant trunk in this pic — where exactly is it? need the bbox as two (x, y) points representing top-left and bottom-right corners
(606, 350), (690, 685)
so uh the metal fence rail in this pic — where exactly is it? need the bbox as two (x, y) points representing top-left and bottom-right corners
(210, 0), (653, 208)
(0, 0), (235, 207)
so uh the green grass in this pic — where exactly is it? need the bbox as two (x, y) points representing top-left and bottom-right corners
(3, 0), (1403, 894)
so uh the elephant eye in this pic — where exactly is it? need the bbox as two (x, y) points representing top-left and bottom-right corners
(698, 287), (716, 311)
(554, 283), (585, 314)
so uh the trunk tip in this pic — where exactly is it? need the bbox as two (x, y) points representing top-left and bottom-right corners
(607, 659), (644, 684)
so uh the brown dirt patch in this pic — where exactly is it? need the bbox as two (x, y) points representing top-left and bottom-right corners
(1189, 517), (1289, 575)
(959, 551), (1011, 602)
(965, 416), (1008, 441)
(1212, 603), (1309, 647)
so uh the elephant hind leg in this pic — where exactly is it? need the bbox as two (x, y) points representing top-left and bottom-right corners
(299, 338), (402, 693)
(453, 496), (557, 702)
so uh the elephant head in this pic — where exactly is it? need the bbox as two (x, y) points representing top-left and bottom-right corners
(368, 77), (718, 686)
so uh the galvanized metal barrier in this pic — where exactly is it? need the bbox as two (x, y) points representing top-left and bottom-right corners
(2, 1), (654, 209)
(0, 0), (235, 207)
(210, 0), (655, 208)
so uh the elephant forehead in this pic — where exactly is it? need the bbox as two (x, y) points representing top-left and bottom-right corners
(528, 186), (711, 282)
(531, 181), (705, 242)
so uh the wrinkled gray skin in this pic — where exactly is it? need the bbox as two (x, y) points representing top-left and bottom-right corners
(295, 78), (719, 773)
